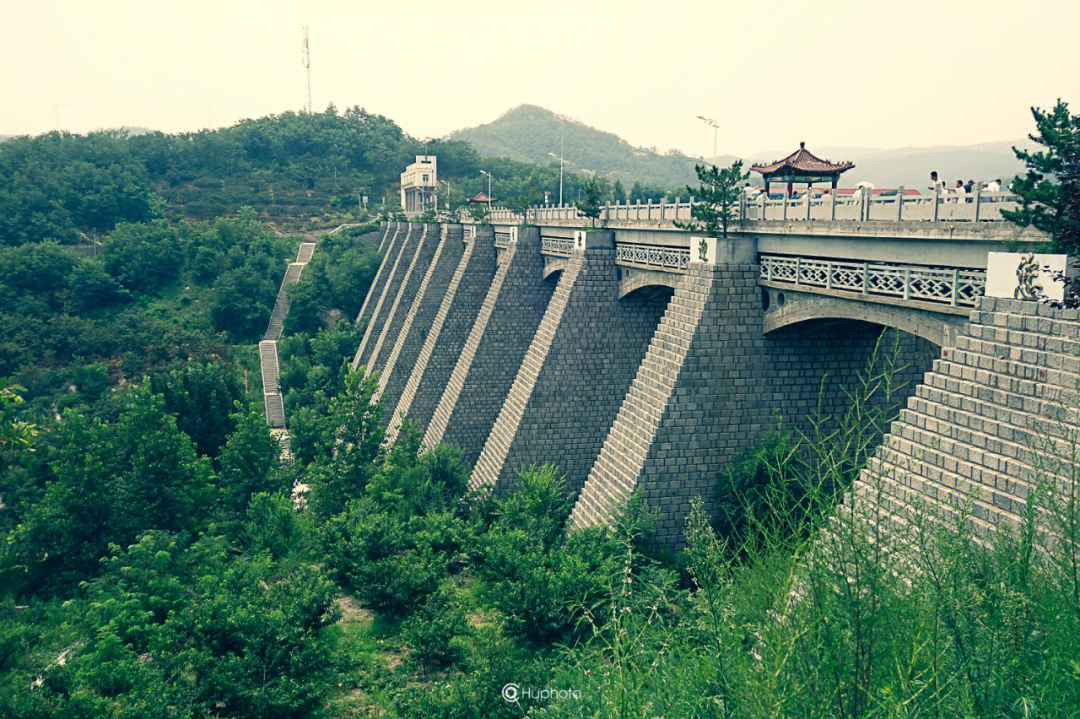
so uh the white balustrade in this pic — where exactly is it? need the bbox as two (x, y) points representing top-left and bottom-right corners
(759, 254), (985, 308)
(614, 242), (691, 273)
(541, 237), (573, 256)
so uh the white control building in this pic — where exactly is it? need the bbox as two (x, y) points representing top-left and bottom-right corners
(400, 155), (437, 217)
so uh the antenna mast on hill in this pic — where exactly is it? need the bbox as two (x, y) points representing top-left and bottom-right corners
(302, 26), (312, 113)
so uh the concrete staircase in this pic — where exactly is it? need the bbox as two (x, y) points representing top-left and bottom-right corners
(470, 259), (580, 491)
(856, 297), (1080, 539)
(258, 242), (317, 439)
(570, 268), (713, 528)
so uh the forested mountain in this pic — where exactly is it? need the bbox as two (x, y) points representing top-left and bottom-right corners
(448, 104), (707, 188)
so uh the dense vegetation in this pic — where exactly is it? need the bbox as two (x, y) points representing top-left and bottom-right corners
(3, 330), (1080, 717)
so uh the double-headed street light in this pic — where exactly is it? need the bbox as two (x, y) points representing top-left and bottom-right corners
(697, 115), (719, 164)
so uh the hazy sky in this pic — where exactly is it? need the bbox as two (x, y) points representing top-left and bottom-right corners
(3, 1), (1078, 157)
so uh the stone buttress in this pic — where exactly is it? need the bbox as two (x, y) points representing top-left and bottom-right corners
(470, 230), (668, 495)
(422, 226), (555, 467)
(384, 225), (497, 445)
(353, 223), (419, 370)
(375, 224), (466, 421)
(570, 237), (768, 547)
(351, 222), (402, 370)
(366, 223), (440, 375)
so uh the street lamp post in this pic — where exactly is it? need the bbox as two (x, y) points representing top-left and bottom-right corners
(480, 170), (492, 217)
(697, 115), (719, 164)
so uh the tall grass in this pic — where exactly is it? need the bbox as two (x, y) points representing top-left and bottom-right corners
(533, 334), (1080, 719)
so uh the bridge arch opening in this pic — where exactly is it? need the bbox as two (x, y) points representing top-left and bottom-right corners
(760, 317), (938, 465)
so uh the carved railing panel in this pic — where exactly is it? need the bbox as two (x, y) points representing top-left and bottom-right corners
(614, 242), (690, 273)
(541, 237), (573, 257)
(760, 253), (986, 308)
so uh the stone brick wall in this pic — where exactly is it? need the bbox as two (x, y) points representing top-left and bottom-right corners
(367, 223), (440, 374)
(423, 227), (555, 467)
(763, 319), (938, 449)
(571, 253), (769, 545)
(384, 226), (496, 446)
(354, 224), (418, 370)
(471, 231), (669, 496)
(376, 225), (465, 422)
(857, 296), (1080, 540)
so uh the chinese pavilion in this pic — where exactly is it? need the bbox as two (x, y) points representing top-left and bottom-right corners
(750, 142), (854, 196)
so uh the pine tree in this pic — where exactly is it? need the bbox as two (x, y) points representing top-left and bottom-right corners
(1003, 100), (1080, 255)
(677, 160), (748, 239)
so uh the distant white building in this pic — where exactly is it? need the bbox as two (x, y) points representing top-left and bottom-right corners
(400, 155), (437, 217)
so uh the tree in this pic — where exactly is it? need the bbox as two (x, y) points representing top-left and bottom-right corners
(575, 178), (603, 227)
(0, 380), (36, 466)
(613, 179), (628, 204)
(678, 160), (748, 239)
(1003, 99), (1080, 255)
(468, 202), (489, 223)
(217, 406), (285, 514)
(149, 360), (243, 457)
(507, 180), (542, 224)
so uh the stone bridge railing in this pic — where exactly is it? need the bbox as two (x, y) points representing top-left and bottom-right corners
(484, 190), (1021, 227)
(759, 254), (986, 309)
(541, 237), (574, 256)
(614, 241), (690, 273)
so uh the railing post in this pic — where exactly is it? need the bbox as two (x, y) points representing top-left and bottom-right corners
(897, 186), (904, 221)
(951, 268), (959, 305)
(806, 188), (812, 220)
(783, 189), (789, 221)
(974, 186), (982, 221)
(932, 187), (940, 222)
(904, 267), (911, 300)
(862, 262), (869, 294)
(826, 261), (833, 289)
(830, 190), (836, 221)
(767, 257), (774, 282)
(795, 257), (801, 285)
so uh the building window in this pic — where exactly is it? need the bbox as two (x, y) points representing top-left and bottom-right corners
(423, 175), (429, 182)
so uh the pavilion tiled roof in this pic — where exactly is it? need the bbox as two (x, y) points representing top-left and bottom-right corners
(750, 142), (854, 176)
(467, 192), (496, 203)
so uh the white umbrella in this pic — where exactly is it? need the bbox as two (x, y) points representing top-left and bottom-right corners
(856, 181), (876, 189)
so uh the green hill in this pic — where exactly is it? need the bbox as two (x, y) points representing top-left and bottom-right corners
(448, 105), (716, 189)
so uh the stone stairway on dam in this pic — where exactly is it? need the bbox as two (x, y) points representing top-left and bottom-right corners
(256, 223), (385, 447)
(856, 296), (1080, 541)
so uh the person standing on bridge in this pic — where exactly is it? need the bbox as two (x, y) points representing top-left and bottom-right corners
(929, 171), (946, 196)
(953, 180), (967, 203)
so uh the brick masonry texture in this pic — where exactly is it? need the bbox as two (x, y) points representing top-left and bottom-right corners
(855, 296), (1080, 542)
(376, 225), (466, 422)
(354, 224), (418, 370)
(569, 260), (937, 547)
(470, 233), (669, 495)
(351, 222), (402, 370)
(423, 227), (555, 468)
(367, 223), (440, 375)
(384, 226), (497, 445)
